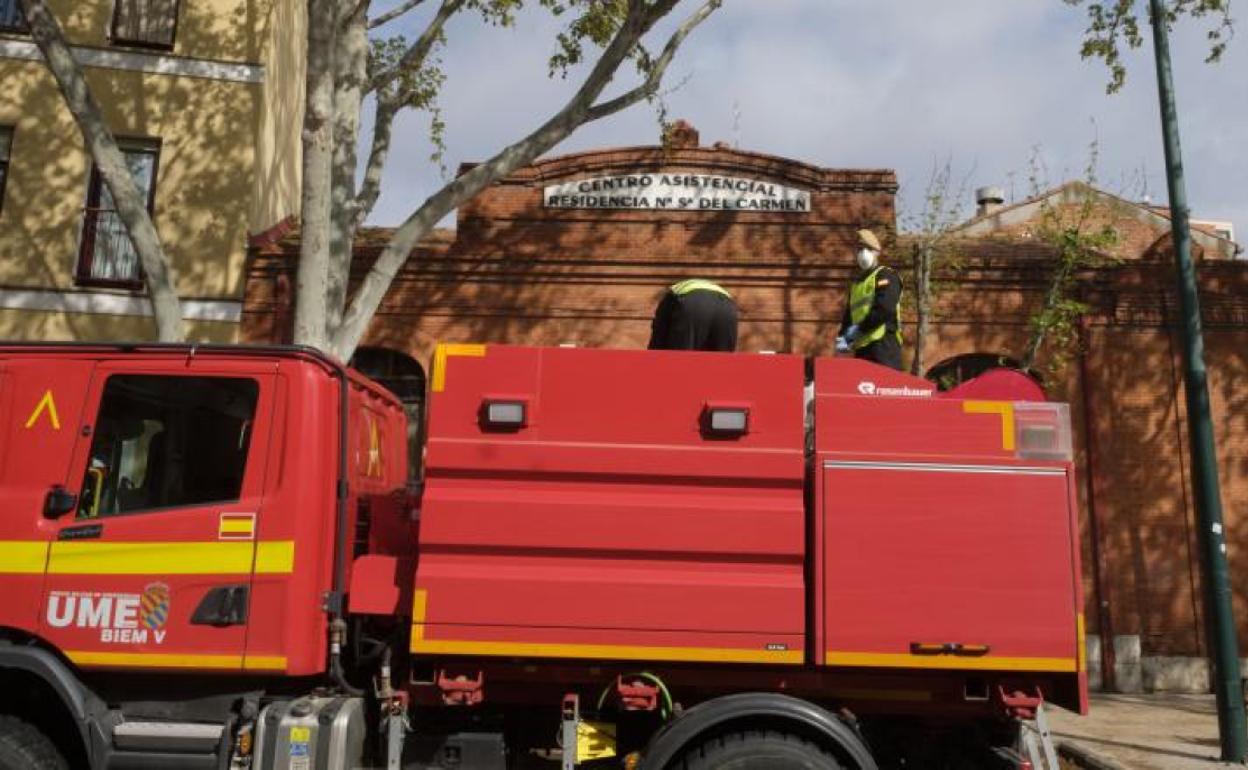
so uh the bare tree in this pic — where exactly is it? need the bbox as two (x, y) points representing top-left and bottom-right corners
(301, 0), (726, 359)
(1019, 143), (1120, 374)
(19, 0), (185, 341)
(23, 0), (722, 358)
(900, 158), (972, 377)
(1063, 0), (1234, 92)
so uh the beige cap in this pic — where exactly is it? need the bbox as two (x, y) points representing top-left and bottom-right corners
(856, 229), (881, 251)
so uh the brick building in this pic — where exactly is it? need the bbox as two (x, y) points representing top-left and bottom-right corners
(242, 126), (1248, 692)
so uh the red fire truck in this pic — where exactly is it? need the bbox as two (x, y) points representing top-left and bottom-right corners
(0, 343), (1085, 770)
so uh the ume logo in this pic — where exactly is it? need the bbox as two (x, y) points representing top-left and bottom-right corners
(46, 584), (170, 644)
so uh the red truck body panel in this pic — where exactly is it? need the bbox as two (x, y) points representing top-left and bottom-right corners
(414, 345), (807, 663)
(0, 346), (409, 677)
(413, 345), (1086, 712)
(1, 342), (1085, 723)
(0, 357), (97, 638)
(813, 359), (1085, 711)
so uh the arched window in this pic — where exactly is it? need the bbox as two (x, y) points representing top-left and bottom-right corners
(924, 353), (1042, 392)
(350, 347), (426, 479)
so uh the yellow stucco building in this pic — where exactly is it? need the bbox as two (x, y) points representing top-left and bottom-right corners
(0, 0), (303, 341)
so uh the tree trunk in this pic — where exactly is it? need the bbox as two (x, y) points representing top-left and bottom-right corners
(21, 0), (185, 341)
(294, 0), (338, 352)
(329, 0), (718, 360)
(909, 243), (932, 376)
(326, 3), (370, 332)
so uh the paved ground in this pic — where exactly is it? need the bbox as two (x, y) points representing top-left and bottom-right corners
(1048, 693), (1244, 769)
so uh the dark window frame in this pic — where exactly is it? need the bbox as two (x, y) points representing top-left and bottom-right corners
(110, 0), (181, 51)
(349, 347), (427, 481)
(0, 0), (28, 34)
(0, 126), (12, 218)
(75, 137), (161, 290)
(76, 373), (261, 520)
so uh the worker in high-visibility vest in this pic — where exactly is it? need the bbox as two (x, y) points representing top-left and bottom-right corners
(836, 229), (903, 370)
(648, 279), (738, 352)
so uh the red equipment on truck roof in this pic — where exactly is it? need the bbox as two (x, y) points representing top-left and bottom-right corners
(0, 342), (1084, 770)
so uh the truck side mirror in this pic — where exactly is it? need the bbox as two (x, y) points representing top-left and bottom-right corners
(43, 485), (78, 519)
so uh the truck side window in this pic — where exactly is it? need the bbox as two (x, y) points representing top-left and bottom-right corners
(77, 375), (259, 518)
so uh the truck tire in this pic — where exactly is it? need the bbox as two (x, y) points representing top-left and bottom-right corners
(0, 715), (69, 770)
(676, 730), (845, 770)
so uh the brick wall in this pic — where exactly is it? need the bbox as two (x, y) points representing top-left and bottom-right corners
(241, 144), (1248, 659)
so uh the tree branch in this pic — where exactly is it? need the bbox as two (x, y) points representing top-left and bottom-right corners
(19, 0), (185, 341)
(352, 95), (399, 228)
(584, 0), (719, 122)
(369, 0), (426, 29)
(370, 0), (465, 94)
(331, 0), (719, 359)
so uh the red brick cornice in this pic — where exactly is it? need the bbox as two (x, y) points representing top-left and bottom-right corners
(459, 146), (897, 193)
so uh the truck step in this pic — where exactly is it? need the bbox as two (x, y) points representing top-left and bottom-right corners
(112, 721), (224, 753)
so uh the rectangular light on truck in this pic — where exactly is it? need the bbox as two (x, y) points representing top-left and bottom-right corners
(1013, 402), (1073, 461)
(481, 400), (527, 430)
(701, 403), (750, 437)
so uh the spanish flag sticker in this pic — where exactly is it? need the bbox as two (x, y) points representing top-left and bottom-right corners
(218, 513), (256, 541)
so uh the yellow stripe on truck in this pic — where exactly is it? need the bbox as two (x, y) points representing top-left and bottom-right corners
(411, 589), (428, 641)
(1077, 613), (1087, 672)
(45, 541), (294, 575)
(963, 400), (1017, 451)
(254, 541), (295, 574)
(430, 343), (486, 393)
(0, 541), (48, 574)
(412, 637), (803, 665)
(67, 651), (287, 670)
(826, 650), (1077, 673)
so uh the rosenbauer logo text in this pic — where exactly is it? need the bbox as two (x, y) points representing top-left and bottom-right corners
(856, 381), (933, 398)
(46, 582), (171, 644)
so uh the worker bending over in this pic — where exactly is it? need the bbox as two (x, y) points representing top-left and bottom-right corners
(648, 279), (738, 352)
(836, 229), (903, 370)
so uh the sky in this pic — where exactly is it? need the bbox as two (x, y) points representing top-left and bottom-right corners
(365, 0), (1247, 244)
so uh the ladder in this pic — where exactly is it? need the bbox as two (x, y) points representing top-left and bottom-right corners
(1018, 701), (1061, 770)
(994, 687), (1061, 770)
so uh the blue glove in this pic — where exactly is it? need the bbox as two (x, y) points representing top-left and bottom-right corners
(835, 336), (850, 353)
(843, 324), (861, 343)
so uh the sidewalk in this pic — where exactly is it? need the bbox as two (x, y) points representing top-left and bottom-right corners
(1048, 693), (1244, 769)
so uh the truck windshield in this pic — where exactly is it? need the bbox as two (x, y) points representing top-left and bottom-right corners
(77, 375), (259, 518)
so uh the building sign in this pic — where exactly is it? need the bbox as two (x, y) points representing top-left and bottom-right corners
(544, 173), (811, 213)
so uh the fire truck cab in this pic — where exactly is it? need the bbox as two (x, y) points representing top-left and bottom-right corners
(0, 343), (1085, 770)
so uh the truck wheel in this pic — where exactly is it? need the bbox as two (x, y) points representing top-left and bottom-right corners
(676, 730), (845, 770)
(0, 716), (68, 770)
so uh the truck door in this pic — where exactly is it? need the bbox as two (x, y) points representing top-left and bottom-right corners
(0, 356), (97, 635)
(38, 359), (278, 673)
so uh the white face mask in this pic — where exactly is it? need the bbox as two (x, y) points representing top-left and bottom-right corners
(855, 248), (879, 272)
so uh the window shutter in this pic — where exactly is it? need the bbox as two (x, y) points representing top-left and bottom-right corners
(146, 0), (178, 46)
(114, 0), (178, 46)
(0, 0), (26, 32)
(113, 0), (144, 41)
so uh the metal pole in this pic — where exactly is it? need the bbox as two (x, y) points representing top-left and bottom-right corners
(1078, 317), (1117, 692)
(1148, 0), (1246, 761)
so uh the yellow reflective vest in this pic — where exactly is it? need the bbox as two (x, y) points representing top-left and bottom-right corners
(848, 267), (902, 349)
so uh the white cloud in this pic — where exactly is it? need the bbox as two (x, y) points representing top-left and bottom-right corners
(366, 0), (1247, 244)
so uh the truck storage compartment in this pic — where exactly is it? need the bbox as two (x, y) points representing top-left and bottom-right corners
(814, 358), (1083, 692)
(413, 345), (806, 664)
